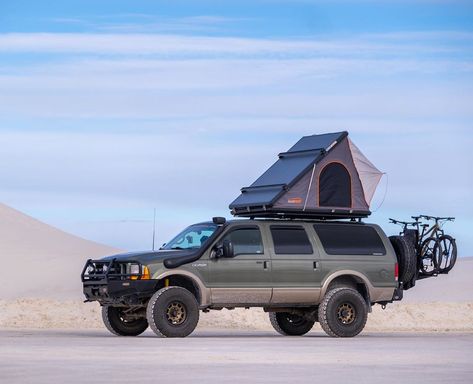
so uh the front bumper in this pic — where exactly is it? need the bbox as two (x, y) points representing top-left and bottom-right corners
(83, 279), (157, 304)
(81, 258), (157, 305)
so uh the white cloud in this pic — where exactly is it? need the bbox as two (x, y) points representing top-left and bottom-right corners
(0, 32), (467, 56)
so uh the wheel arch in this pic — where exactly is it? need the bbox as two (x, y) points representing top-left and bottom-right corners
(321, 271), (372, 306)
(153, 270), (210, 306)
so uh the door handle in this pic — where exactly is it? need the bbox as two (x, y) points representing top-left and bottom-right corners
(313, 261), (318, 270)
(256, 261), (270, 269)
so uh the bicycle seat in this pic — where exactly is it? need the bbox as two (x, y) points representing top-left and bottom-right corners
(411, 215), (422, 221)
(420, 224), (429, 228)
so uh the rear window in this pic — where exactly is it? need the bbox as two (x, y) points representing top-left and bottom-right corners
(270, 226), (313, 254)
(314, 224), (386, 256)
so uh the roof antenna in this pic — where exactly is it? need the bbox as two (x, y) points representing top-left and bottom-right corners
(152, 208), (157, 251)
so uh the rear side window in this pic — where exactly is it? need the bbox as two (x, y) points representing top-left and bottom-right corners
(314, 224), (386, 255)
(270, 226), (313, 254)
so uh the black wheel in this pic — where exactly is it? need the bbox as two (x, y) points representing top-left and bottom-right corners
(318, 288), (368, 338)
(389, 235), (416, 284)
(146, 286), (199, 338)
(269, 311), (316, 336)
(438, 235), (457, 273)
(101, 306), (148, 336)
(420, 237), (442, 276)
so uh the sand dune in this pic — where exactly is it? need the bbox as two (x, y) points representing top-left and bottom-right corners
(403, 257), (473, 302)
(1, 201), (471, 331)
(0, 203), (120, 299)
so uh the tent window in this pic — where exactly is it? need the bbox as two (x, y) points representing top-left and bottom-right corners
(319, 162), (351, 208)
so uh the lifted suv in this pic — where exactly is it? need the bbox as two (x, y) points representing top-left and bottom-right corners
(82, 217), (402, 338)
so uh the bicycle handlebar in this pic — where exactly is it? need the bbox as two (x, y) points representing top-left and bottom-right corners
(389, 218), (417, 226)
(419, 215), (455, 222)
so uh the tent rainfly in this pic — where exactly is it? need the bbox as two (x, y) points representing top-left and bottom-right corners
(229, 131), (384, 219)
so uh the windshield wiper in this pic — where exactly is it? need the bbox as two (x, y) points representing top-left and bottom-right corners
(170, 246), (185, 250)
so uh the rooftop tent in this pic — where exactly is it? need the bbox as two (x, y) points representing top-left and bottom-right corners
(229, 131), (383, 219)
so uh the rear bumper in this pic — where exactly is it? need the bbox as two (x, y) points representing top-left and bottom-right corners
(83, 279), (157, 305)
(392, 285), (403, 301)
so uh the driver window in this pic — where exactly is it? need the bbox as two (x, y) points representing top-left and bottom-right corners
(223, 227), (264, 256)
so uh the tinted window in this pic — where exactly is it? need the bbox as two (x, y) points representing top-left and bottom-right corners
(224, 227), (263, 256)
(314, 224), (386, 255)
(270, 226), (313, 254)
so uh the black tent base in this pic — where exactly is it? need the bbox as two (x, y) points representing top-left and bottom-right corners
(231, 207), (370, 220)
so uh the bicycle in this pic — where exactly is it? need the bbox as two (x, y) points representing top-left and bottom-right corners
(389, 218), (441, 277)
(412, 215), (457, 274)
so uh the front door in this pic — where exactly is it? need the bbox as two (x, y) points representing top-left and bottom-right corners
(209, 225), (272, 305)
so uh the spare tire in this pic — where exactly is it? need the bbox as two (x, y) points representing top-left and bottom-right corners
(389, 235), (416, 285)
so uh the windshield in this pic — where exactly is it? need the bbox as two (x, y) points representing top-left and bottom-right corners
(161, 223), (218, 250)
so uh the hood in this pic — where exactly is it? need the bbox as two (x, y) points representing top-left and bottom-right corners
(100, 249), (196, 264)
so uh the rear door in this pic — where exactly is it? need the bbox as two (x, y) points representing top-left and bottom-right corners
(268, 223), (323, 304)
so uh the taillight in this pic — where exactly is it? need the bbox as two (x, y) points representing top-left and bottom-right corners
(394, 263), (399, 281)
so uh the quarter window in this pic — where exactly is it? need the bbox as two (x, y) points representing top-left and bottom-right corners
(270, 226), (313, 254)
(314, 224), (386, 255)
(223, 227), (264, 256)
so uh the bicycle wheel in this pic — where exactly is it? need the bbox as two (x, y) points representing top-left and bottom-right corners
(419, 237), (442, 276)
(438, 235), (457, 273)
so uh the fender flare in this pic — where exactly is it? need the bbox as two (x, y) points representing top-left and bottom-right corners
(153, 270), (211, 306)
(320, 270), (373, 300)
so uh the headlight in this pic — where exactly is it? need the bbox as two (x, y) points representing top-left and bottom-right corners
(130, 264), (140, 275)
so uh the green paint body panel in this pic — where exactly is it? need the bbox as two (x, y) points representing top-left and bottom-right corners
(108, 219), (399, 307)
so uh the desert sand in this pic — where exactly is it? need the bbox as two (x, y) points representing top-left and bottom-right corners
(1, 202), (472, 332)
(2, 329), (472, 384)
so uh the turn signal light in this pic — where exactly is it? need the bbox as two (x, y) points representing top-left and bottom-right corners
(141, 266), (151, 280)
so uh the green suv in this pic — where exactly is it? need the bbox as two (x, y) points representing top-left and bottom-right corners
(82, 217), (402, 338)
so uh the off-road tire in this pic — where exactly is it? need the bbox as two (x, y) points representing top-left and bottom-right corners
(438, 235), (457, 273)
(269, 312), (316, 336)
(146, 286), (199, 338)
(318, 288), (368, 338)
(389, 235), (416, 283)
(102, 306), (148, 336)
(419, 237), (441, 276)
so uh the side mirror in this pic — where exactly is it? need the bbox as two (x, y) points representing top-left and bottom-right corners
(211, 243), (223, 259)
(222, 239), (234, 258)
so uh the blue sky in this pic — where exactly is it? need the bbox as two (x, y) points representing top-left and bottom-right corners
(0, 0), (472, 254)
